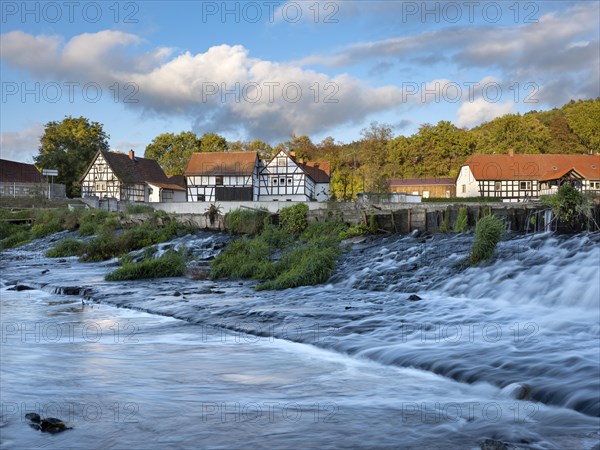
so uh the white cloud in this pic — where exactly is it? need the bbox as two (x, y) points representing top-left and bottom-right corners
(456, 99), (515, 128)
(0, 123), (44, 163)
(0, 31), (414, 140)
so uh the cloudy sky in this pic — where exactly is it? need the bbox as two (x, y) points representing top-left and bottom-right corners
(1, 1), (598, 162)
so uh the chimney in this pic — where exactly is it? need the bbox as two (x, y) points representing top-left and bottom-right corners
(508, 149), (514, 157)
(129, 150), (135, 160)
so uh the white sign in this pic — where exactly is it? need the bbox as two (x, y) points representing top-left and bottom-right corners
(42, 169), (59, 176)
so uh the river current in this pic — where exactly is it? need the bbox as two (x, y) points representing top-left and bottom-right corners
(1, 231), (599, 449)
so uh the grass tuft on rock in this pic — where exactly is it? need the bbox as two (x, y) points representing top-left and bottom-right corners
(46, 238), (86, 258)
(470, 214), (506, 265)
(105, 250), (187, 281)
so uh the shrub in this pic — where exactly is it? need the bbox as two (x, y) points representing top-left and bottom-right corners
(105, 250), (186, 281)
(301, 220), (348, 242)
(454, 207), (468, 233)
(541, 183), (593, 228)
(77, 210), (110, 236)
(46, 238), (85, 258)
(279, 203), (309, 235)
(209, 237), (274, 280)
(470, 214), (506, 264)
(31, 220), (63, 239)
(0, 221), (20, 240)
(224, 208), (270, 234)
(339, 224), (370, 240)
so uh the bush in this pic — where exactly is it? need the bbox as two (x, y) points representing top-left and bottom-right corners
(46, 238), (85, 258)
(224, 208), (270, 234)
(541, 183), (593, 228)
(209, 237), (274, 280)
(105, 250), (186, 281)
(77, 210), (110, 236)
(470, 214), (505, 264)
(454, 207), (468, 233)
(301, 220), (348, 242)
(279, 203), (309, 235)
(31, 220), (63, 239)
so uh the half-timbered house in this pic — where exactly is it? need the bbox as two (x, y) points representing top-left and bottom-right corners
(456, 152), (600, 202)
(80, 150), (186, 202)
(258, 150), (331, 202)
(184, 151), (261, 202)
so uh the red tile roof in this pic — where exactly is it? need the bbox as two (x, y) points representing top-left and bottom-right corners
(299, 161), (331, 183)
(463, 154), (600, 181)
(185, 152), (258, 176)
(0, 159), (43, 183)
(389, 177), (455, 186)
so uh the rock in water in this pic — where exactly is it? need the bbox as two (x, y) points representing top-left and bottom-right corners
(39, 418), (69, 433)
(480, 439), (508, 450)
(24, 413), (40, 423)
(407, 294), (422, 301)
(501, 382), (531, 400)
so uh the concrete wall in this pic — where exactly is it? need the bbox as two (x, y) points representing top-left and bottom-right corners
(149, 200), (327, 214)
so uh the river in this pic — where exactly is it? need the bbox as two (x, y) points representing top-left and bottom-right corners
(1, 231), (599, 449)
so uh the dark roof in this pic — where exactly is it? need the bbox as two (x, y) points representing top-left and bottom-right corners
(298, 161), (331, 183)
(148, 174), (186, 191)
(100, 151), (170, 184)
(185, 152), (258, 176)
(389, 177), (455, 186)
(463, 154), (600, 181)
(0, 159), (43, 183)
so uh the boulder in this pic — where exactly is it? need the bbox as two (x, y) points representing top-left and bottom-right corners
(407, 294), (422, 301)
(480, 439), (508, 450)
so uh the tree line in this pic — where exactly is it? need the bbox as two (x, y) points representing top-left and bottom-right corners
(34, 98), (599, 199)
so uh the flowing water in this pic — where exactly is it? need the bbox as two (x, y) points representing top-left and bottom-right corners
(1, 231), (599, 449)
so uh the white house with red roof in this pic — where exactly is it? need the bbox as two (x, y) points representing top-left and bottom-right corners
(456, 151), (600, 202)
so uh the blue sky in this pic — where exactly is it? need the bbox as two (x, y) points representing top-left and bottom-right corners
(1, 1), (599, 162)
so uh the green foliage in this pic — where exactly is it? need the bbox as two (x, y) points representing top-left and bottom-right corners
(0, 230), (32, 250)
(144, 131), (202, 176)
(46, 238), (85, 258)
(454, 207), (469, 233)
(279, 203), (309, 235)
(470, 214), (506, 264)
(205, 203), (222, 225)
(105, 250), (187, 281)
(224, 208), (271, 234)
(199, 132), (228, 153)
(35, 116), (109, 197)
(541, 183), (593, 226)
(257, 242), (340, 291)
(31, 220), (63, 239)
(125, 204), (155, 214)
(0, 221), (20, 240)
(339, 224), (370, 239)
(77, 209), (110, 236)
(211, 218), (347, 290)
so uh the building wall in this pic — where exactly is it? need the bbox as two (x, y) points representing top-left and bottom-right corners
(0, 182), (66, 198)
(186, 174), (254, 202)
(390, 184), (455, 198)
(456, 166), (480, 197)
(258, 152), (313, 201)
(477, 179), (538, 201)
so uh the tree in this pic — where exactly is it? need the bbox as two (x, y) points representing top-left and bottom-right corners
(144, 131), (202, 176)
(358, 122), (393, 192)
(285, 135), (317, 161)
(473, 113), (550, 154)
(564, 99), (600, 153)
(34, 116), (109, 198)
(199, 132), (228, 152)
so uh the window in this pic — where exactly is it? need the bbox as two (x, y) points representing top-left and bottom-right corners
(461, 185), (466, 193)
(287, 177), (293, 185)
(197, 194), (205, 202)
(95, 181), (106, 191)
(494, 182), (501, 191)
(520, 181), (532, 190)
(215, 176), (223, 186)
(277, 157), (286, 167)
(280, 178), (286, 185)
(422, 191), (430, 199)
(590, 182), (600, 190)
(272, 177), (278, 185)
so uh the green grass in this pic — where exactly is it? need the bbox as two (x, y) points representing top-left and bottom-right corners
(279, 203), (309, 235)
(470, 214), (506, 265)
(46, 238), (86, 258)
(0, 230), (32, 251)
(210, 219), (350, 290)
(454, 207), (469, 233)
(125, 204), (155, 214)
(224, 208), (271, 234)
(105, 250), (187, 281)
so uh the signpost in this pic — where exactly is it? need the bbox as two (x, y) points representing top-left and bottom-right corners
(42, 169), (59, 199)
